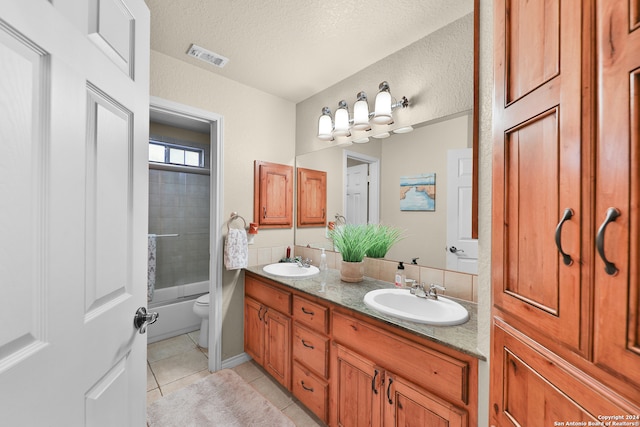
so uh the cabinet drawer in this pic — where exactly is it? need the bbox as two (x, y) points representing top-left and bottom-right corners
(292, 296), (328, 333)
(292, 323), (329, 378)
(332, 311), (469, 405)
(245, 276), (291, 315)
(292, 362), (328, 423)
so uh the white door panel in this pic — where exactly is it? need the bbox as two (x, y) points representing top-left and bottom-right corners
(0, 1), (149, 425)
(346, 163), (369, 225)
(446, 149), (478, 274)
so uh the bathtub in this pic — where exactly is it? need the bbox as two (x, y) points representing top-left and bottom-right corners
(147, 280), (209, 344)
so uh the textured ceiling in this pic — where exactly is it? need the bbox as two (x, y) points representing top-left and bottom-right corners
(145, 0), (473, 103)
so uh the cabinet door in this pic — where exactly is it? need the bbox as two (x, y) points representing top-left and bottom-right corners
(254, 160), (293, 228)
(490, 320), (632, 425)
(244, 297), (264, 366)
(492, 0), (586, 352)
(593, 0), (640, 391)
(384, 374), (467, 427)
(297, 167), (326, 227)
(331, 344), (382, 427)
(263, 308), (291, 390)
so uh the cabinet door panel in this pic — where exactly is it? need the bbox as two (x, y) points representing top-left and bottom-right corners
(297, 167), (326, 227)
(490, 320), (636, 426)
(331, 344), (382, 427)
(244, 297), (263, 366)
(263, 308), (291, 390)
(385, 375), (467, 427)
(593, 0), (640, 392)
(492, 0), (585, 352)
(254, 161), (293, 228)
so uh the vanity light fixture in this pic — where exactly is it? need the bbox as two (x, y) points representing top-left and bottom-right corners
(316, 81), (409, 141)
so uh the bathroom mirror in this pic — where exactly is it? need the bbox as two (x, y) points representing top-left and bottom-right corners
(295, 112), (477, 273)
(294, 1), (479, 274)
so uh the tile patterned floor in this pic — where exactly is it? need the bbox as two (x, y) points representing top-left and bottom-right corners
(147, 331), (325, 426)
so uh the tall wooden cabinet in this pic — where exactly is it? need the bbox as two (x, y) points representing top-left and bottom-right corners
(491, 0), (640, 424)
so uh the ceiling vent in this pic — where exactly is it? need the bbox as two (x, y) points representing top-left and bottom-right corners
(186, 44), (229, 68)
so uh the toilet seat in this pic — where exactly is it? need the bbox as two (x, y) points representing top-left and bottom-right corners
(195, 293), (209, 306)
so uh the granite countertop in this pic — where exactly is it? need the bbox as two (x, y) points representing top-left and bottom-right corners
(244, 265), (485, 360)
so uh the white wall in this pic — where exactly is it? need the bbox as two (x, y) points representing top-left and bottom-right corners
(150, 50), (296, 360)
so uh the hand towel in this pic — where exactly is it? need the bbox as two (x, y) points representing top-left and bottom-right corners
(224, 228), (248, 270)
(148, 234), (157, 302)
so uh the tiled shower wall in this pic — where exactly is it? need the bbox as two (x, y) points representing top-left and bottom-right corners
(149, 169), (210, 289)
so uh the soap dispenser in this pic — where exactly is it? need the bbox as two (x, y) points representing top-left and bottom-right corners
(395, 261), (406, 287)
(319, 248), (328, 285)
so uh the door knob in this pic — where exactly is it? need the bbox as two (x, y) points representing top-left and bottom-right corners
(134, 307), (159, 334)
(449, 246), (464, 254)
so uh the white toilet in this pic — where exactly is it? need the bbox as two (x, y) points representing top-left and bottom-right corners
(192, 293), (210, 348)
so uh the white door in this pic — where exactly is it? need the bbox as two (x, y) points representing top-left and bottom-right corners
(346, 163), (369, 225)
(0, 1), (149, 426)
(446, 149), (478, 274)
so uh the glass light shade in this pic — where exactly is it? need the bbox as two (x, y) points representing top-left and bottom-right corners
(317, 112), (334, 141)
(352, 136), (370, 144)
(352, 99), (370, 130)
(333, 107), (350, 137)
(372, 132), (390, 139)
(372, 90), (393, 124)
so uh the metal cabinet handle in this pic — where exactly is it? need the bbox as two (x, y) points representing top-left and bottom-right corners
(301, 307), (314, 316)
(133, 307), (159, 334)
(554, 208), (574, 266)
(263, 206), (267, 218)
(301, 381), (314, 392)
(386, 377), (394, 404)
(371, 369), (379, 395)
(596, 207), (620, 276)
(301, 339), (314, 349)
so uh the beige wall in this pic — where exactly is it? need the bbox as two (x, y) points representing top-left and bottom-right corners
(150, 50), (296, 360)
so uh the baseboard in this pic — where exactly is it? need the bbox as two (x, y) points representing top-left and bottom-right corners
(221, 352), (252, 369)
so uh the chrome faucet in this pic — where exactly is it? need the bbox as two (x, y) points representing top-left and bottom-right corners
(410, 282), (446, 300)
(295, 257), (312, 268)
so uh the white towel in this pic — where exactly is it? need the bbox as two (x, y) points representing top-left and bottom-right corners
(148, 234), (157, 302)
(224, 228), (248, 270)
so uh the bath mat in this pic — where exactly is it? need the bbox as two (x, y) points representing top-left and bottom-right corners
(147, 369), (295, 427)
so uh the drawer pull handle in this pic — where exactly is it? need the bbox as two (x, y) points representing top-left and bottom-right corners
(301, 339), (315, 349)
(554, 208), (574, 266)
(596, 207), (620, 276)
(371, 369), (379, 394)
(301, 307), (315, 316)
(386, 377), (394, 404)
(301, 381), (314, 392)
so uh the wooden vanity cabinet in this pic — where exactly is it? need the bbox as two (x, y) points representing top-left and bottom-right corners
(296, 167), (327, 227)
(254, 160), (293, 228)
(244, 275), (292, 390)
(244, 272), (478, 426)
(491, 0), (640, 422)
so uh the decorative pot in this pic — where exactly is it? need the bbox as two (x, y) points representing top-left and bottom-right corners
(340, 260), (364, 283)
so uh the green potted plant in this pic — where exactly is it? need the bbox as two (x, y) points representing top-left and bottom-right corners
(366, 224), (404, 259)
(329, 223), (375, 282)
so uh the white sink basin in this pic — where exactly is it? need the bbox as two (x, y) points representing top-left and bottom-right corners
(363, 288), (469, 326)
(262, 263), (319, 278)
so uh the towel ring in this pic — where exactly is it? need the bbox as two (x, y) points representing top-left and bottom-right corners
(228, 212), (247, 231)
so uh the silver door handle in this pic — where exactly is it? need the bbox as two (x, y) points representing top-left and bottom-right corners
(134, 307), (159, 334)
(449, 246), (464, 254)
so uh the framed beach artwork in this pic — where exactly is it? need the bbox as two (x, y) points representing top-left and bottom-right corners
(400, 173), (436, 211)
